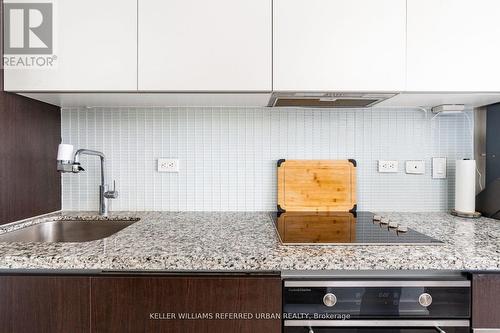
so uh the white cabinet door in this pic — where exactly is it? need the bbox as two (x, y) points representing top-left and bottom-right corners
(407, 0), (500, 92)
(4, 0), (137, 91)
(138, 0), (271, 91)
(273, 0), (406, 92)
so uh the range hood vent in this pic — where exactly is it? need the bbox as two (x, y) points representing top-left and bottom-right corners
(269, 92), (396, 108)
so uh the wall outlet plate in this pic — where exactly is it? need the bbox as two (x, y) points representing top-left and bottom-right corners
(432, 157), (447, 179)
(405, 160), (425, 174)
(158, 158), (179, 173)
(378, 160), (399, 173)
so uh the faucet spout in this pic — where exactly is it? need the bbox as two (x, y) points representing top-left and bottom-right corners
(74, 149), (106, 186)
(58, 148), (118, 216)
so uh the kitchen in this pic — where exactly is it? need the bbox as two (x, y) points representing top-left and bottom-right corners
(0, 0), (500, 332)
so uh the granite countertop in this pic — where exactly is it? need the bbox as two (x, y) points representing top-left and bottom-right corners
(0, 211), (499, 271)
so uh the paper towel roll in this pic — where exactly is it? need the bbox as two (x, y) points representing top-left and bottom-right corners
(57, 144), (74, 161)
(455, 159), (476, 213)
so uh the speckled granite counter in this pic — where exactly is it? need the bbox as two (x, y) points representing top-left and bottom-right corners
(0, 212), (498, 271)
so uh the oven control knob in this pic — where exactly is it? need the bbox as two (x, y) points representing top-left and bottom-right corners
(418, 293), (433, 307)
(323, 293), (337, 307)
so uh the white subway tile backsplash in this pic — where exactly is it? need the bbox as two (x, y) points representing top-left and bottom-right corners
(61, 107), (473, 212)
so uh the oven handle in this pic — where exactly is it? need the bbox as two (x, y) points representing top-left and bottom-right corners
(284, 280), (471, 287)
(284, 320), (470, 328)
(305, 326), (449, 333)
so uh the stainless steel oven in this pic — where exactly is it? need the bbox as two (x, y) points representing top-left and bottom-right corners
(283, 277), (471, 333)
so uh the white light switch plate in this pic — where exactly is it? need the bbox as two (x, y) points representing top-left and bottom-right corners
(378, 160), (399, 173)
(405, 160), (425, 174)
(158, 158), (179, 172)
(432, 157), (447, 179)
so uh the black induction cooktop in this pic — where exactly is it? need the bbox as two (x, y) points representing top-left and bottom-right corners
(271, 211), (442, 245)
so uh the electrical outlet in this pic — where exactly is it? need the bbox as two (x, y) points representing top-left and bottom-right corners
(158, 158), (179, 173)
(378, 160), (399, 173)
(405, 160), (425, 174)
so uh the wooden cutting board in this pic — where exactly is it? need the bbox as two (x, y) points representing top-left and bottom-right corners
(277, 159), (357, 212)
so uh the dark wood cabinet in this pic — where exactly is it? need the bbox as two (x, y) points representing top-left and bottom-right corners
(6, 272), (500, 332)
(472, 273), (500, 329)
(0, 274), (281, 333)
(0, 276), (91, 333)
(90, 275), (282, 333)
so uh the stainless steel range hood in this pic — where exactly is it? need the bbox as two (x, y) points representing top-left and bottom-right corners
(268, 92), (397, 108)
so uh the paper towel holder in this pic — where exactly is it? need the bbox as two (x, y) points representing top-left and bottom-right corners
(450, 209), (481, 218)
(451, 158), (481, 219)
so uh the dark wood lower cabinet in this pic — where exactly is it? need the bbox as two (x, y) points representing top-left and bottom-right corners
(91, 275), (282, 333)
(0, 274), (282, 333)
(9, 273), (500, 332)
(7, 273), (500, 332)
(473, 274), (500, 329)
(0, 276), (91, 333)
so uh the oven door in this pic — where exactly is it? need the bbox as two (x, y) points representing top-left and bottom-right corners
(284, 280), (471, 319)
(284, 320), (470, 333)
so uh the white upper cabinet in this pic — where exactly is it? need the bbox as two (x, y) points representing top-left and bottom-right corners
(407, 0), (500, 92)
(5, 0), (500, 96)
(273, 0), (406, 92)
(4, 0), (137, 91)
(138, 0), (272, 91)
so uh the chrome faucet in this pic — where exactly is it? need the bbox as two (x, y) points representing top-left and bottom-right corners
(57, 147), (118, 216)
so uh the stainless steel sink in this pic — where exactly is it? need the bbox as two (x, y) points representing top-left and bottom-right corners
(0, 219), (140, 243)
